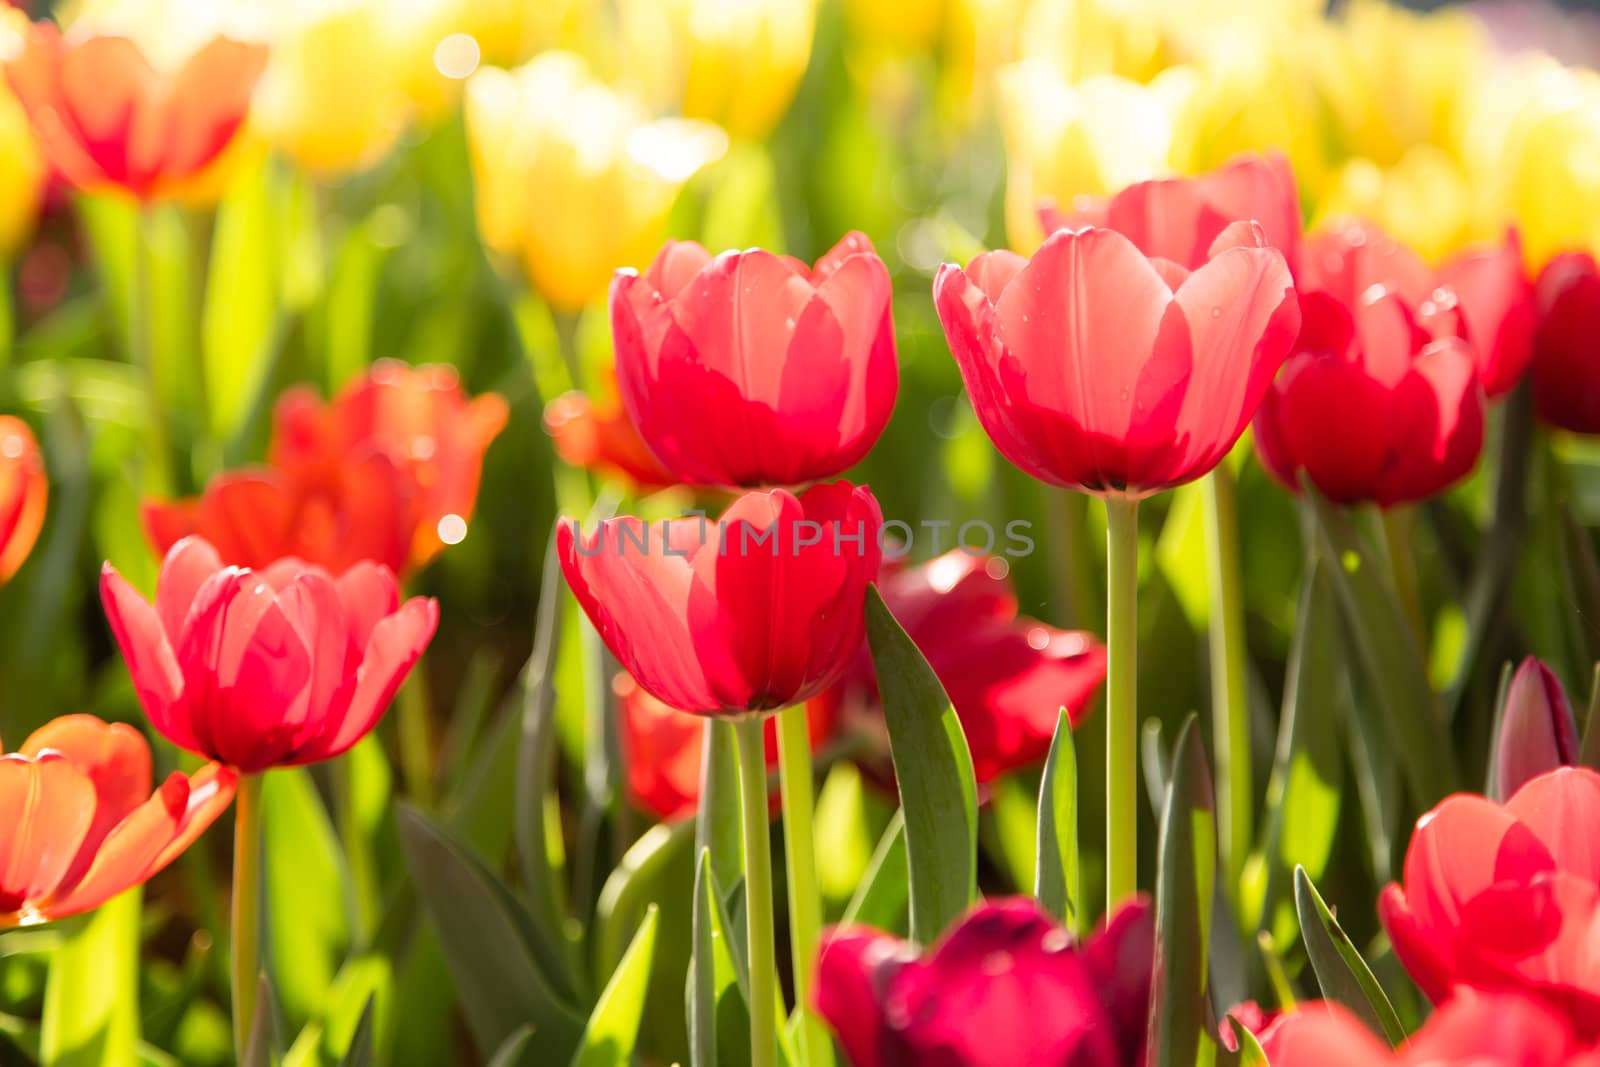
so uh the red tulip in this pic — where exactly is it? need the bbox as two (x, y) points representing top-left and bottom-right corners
(559, 481), (882, 717)
(1262, 991), (1600, 1066)
(100, 536), (438, 773)
(1438, 232), (1537, 398)
(0, 416), (46, 584)
(1378, 766), (1600, 1035)
(0, 714), (234, 927)
(144, 362), (508, 576)
(544, 389), (675, 491)
(1039, 152), (1302, 273)
(1491, 657), (1580, 802)
(5, 23), (266, 199)
(616, 676), (837, 821)
(611, 232), (898, 488)
(814, 896), (1152, 1067)
(934, 224), (1299, 496)
(1532, 251), (1600, 434)
(830, 550), (1107, 784)
(1253, 221), (1486, 507)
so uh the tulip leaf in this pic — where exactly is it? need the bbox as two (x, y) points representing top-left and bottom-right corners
(241, 976), (283, 1067)
(865, 586), (978, 945)
(1147, 715), (1217, 1067)
(40, 889), (141, 1067)
(281, 954), (392, 1067)
(594, 820), (695, 980)
(571, 906), (659, 1067)
(1244, 557), (1345, 950)
(814, 761), (894, 917)
(1579, 663), (1600, 773)
(1305, 487), (1457, 805)
(486, 1028), (535, 1067)
(840, 810), (910, 933)
(1227, 1015), (1270, 1067)
(697, 719), (744, 898)
(515, 529), (580, 991)
(262, 767), (350, 1031)
(396, 805), (585, 1062)
(1035, 709), (1081, 931)
(335, 999), (374, 1067)
(1293, 867), (1405, 1046)
(690, 849), (750, 1067)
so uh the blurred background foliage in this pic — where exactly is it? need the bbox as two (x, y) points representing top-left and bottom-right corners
(2, 0), (1600, 1063)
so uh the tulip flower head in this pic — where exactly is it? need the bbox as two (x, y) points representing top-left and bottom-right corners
(829, 550), (1107, 784)
(4, 20), (266, 199)
(1490, 657), (1579, 802)
(0, 10), (44, 259)
(0, 415), (46, 584)
(544, 371), (676, 492)
(465, 51), (726, 312)
(1039, 150), (1303, 273)
(934, 223), (1299, 497)
(101, 537), (438, 773)
(1263, 991), (1600, 1067)
(1253, 221), (1486, 507)
(1532, 251), (1600, 435)
(268, 361), (509, 568)
(143, 362), (506, 577)
(612, 233), (898, 489)
(559, 481), (882, 717)
(616, 676), (836, 821)
(1437, 232), (1537, 398)
(0, 714), (235, 928)
(814, 896), (1153, 1067)
(1379, 766), (1600, 1036)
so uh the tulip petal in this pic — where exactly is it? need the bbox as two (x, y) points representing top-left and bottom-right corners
(154, 536), (226, 647)
(1401, 793), (1556, 932)
(1258, 1003), (1394, 1066)
(100, 563), (194, 752)
(20, 716), (151, 895)
(814, 929), (912, 1067)
(0, 753), (96, 912)
(154, 37), (267, 182)
(1506, 767), (1600, 883)
(333, 561), (402, 653)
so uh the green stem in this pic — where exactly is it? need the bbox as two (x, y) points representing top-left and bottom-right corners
(230, 773), (264, 1064)
(333, 751), (378, 943)
(131, 205), (171, 496)
(1379, 505), (1426, 651)
(1104, 496), (1140, 911)
(777, 705), (833, 1067)
(1201, 466), (1251, 890)
(734, 716), (777, 1067)
(396, 670), (435, 807)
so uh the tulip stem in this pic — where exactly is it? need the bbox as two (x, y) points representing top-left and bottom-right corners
(777, 704), (834, 1067)
(734, 716), (778, 1067)
(230, 773), (264, 1064)
(1379, 505), (1427, 650)
(1104, 496), (1140, 912)
(131, 205), (172, 496)
(1202, 465), (1252, 891)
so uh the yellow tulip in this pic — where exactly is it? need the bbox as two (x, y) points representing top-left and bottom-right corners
(464, 52), (726, 312)
(1490, 61), (1600, 267)
(1015, 0), (1172, 83)
(843, 0), (947, 56)
(998, 61), (1194, 251)
(618, 0), (817, 141)
(1313, 148), (1478, 265)
(454, 0), (597, 66)
(0, 10), (45, 259)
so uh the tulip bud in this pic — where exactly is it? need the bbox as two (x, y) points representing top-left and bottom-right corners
(1490, 657), (1579, 801)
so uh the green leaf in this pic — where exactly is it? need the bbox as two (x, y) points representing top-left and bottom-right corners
(336, 1000), (374, 1067)
(1035, 710), (1080, 931)
(1305, 487), (1457, 804)
(241, 976), (282, 1067)
(986, 774), (1038, 896)
(396, 805), (584, 1061)
(41, 890), (141, 1067)
(1579, 663), (1600, 773)
(485, 1028), (534, 1067)
(1294, 867), (1405, 1046)
(262, 768), (350, 1030)
(840, 811), (909, 932)
(1147, 716), (1217, 1067)
(865, 586), (978, 944)
(696, 720), (743, 896)
(1243, 557), (1346, 949)
(594, 820), (695, 980)
(571, 906), (659, 1067)
(813, 761), (893, 917)
(1227, 1015), (1270, 1067)
(282, 954), (393, 1067)
(690, 850), (750, 1067)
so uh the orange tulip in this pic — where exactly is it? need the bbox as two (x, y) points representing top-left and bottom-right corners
(3, 21), (266, 199)
(0, 416), (44, 584)
(270, 361), (509, 568)
(0, 714), (235, 927)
